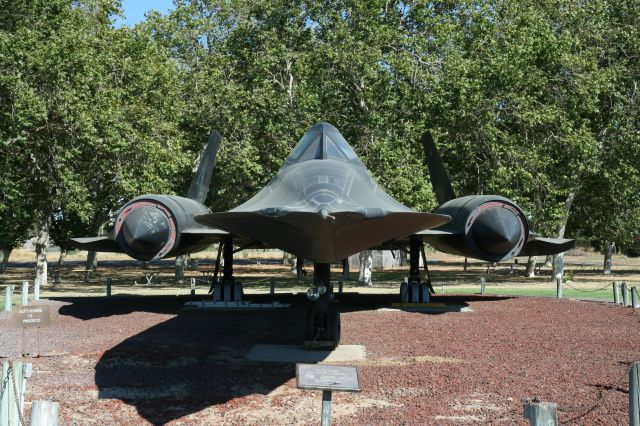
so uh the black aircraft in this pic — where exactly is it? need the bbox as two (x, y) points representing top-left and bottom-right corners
(71, 123), (451, 347)
(72, 124), (575, 347)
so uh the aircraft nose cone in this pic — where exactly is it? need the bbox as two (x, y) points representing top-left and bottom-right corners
(120, 206), (172, 258)
(471, 208), (522, 257)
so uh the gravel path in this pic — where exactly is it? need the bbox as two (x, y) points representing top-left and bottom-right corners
(1, 294), (638, 425)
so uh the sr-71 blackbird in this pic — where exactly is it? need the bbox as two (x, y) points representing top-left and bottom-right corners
(71, 122), (574, 347)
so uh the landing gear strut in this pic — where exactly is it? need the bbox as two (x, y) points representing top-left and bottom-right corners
(400, 238), (434, 303)
(304, 263), (340, 349)
(212, 238), (244, 302)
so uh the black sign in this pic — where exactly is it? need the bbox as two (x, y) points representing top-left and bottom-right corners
(296, 364), (360, 392)
(11, 305), (51, 328)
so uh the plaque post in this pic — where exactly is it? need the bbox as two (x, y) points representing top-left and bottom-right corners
(321, 390), (332, 426)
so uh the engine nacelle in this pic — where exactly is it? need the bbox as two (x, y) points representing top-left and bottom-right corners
(114, 195), (212, 261)
(432, 195), (529, 262)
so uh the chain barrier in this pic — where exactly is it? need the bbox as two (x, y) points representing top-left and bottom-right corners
(558, 364), (628, 423)
(562, 282), (613, 293)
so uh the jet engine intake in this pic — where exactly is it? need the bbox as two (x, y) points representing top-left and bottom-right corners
(463, 200), (528, 262)
(114, 195), (212, 261)
(433, 195), (529, 262)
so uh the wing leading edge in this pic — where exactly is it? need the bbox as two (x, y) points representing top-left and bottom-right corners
(197, 210), (450, 263)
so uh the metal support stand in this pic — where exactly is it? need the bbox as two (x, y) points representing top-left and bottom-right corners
(341, 258), (349, 281)
(213, 238), (243, 302)
(321, 390), (332, 426)
(400, 239), (431, 303)
(420, 242), (435, 294)
(209, 242), (224, 294)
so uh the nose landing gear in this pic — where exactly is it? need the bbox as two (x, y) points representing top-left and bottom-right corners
(304, 263), (341, 349)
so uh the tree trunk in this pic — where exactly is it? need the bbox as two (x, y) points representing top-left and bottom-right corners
(35, 219), (50, 286)
(525, 256), (537, 278)
(0, 248), (12, 273)
(85, 251), (97, 272)
(358, 250), (373, 286)
(552, 192), (576, 280)
(282, 251), (292, 266)
(175, 255), (187, 284)
(57, 249), (66, 268)
(603, 241), (614, 275)
(84, 222), (105, 272)
(553, 253), (565, 280)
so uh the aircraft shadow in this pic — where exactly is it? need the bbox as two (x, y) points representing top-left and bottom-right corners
(56, 292), (512, 424)
(60, 298), (310, 424)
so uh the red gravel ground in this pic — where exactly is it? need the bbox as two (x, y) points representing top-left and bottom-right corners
(1, 293), (638, 425)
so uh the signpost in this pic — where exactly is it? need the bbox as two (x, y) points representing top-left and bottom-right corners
(296, 364), (361, 426)
(11, 305), (50, 357)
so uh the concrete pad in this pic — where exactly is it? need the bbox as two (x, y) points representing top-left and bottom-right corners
(378, 304), (472, 313)
(245, 344), (366, 363)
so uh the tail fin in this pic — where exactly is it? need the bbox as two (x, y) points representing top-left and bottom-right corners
(421, 131), (456, 205)
(186, 130), (222, 204)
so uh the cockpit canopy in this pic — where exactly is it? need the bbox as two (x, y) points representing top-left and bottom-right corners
(285, 122), (362, 166)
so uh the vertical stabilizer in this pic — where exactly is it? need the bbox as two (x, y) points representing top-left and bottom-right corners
(421, 131), (456, 205)
(186, 130), (222, 204)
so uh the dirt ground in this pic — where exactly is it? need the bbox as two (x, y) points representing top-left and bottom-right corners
(1, 249), (639, 425)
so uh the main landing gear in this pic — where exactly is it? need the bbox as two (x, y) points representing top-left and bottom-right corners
(210, 238), (244, 302)
(400, 238), (435, 303)
(304, 263), (341, 349)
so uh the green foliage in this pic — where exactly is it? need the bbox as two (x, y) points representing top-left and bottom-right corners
(0, 0), (638, 253)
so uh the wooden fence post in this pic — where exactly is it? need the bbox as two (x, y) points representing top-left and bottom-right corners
(0, 361), (26, 425)
(613, 282), (620, 304)
(21, 281), (28, 305)
(480, 277), (486, 295)
(4, 285), (14, 312)
(632, 287), (639, 309)
(30, 400), (60, 426)
(630, 361), (640, 426)
(34, 278), (40, 301)
(523, 400), (558, 425)
(622, 282), (629, 306)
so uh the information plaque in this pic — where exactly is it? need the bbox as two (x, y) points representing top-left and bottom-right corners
(11, 305), (50, 328)
(296, 364), (361, 392)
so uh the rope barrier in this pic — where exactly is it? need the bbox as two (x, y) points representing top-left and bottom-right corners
(562, 282), (613, 293)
